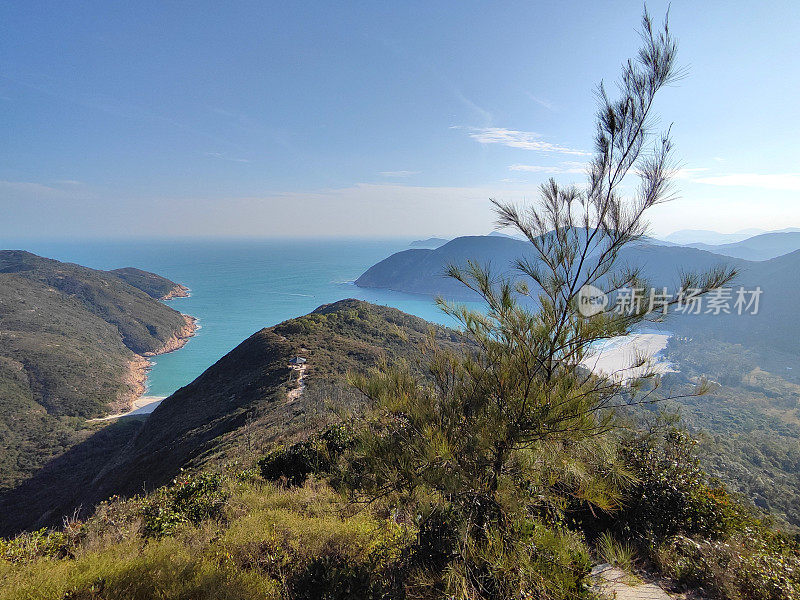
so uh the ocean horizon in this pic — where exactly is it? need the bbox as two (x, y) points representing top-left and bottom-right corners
(5, 238), (472, 397)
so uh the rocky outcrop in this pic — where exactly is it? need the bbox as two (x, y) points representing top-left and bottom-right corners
(143, 314), (198, 356)
(160, 284), (191, 300)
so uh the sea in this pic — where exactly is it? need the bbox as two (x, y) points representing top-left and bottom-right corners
(9, 239), (469, 397)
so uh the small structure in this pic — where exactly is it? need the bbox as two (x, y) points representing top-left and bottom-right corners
(289, 356), (307, 366)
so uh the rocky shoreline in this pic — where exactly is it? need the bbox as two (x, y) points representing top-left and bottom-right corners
(144, 314), (198, 356)
(160, 283), (191, 300)
(114, 355), (151, 415)
(114, 313), (198, 415)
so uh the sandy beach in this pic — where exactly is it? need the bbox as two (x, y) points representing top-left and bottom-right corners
(98, 312), (197, 422)
(88, 395), (166, 422)
(582, 331), (676, 381)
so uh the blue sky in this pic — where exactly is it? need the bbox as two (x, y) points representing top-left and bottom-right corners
(2, 1), (799, 239)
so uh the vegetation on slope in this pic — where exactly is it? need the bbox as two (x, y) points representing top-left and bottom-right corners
(656, 338), (800, 528)
(2, 420), (799, 600)
(110, 267), (190, 300)
(0, 299), (460, 535)
(0, 250), (192, 490)
(4, 9), (799, 600)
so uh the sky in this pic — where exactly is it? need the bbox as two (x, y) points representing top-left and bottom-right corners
(1, 1), (799, 240)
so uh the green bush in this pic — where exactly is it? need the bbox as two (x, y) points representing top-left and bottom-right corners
(411, 505), (459, 570)
(290, 555), (402, 600)
(447, 521), (593, 600)
(140, 471), (227, 538)
(258, 442), (323, 487)
(0, 528), (73, 563)
(258, 426), (353, 486)
(658, 532), (800, 600)
(614, 426), (746, 544)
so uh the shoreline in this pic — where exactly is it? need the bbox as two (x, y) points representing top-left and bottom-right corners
(89, 395), (168, 422)
(582, 331), (675, 381)
(143, 314), (198, 356)
(109, 313), (198, 420)
(160, 283), (191, 301)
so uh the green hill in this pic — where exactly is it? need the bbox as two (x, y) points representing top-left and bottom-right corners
(1, 300), (798, 600)
(0, 251), (195, 491)
(355, 235), (800, 355)
(0, 299), (459, 535)
(355, 235), (746, 299)
(110, 267), (191, 300)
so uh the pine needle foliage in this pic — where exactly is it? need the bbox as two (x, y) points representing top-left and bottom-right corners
(348, 9), (736, 598)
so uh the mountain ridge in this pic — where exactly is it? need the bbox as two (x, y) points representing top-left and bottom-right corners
(0, 299), (459, 535)
(0, 250), (196, 492)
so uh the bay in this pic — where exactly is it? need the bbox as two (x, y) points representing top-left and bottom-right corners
(8, 239), (471, 396)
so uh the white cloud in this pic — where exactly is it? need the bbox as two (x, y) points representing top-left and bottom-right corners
(205, 152), (250, 163)
(509, 161), (586, 174)
(671, 167), (710, 179)
(693, 173), (800, 192)
(0, 180), (61, 195)
(526, 93), (555, 111)
(454, 91), (493, 126)
(467, 127), (589, 155)
(0, 180), (96, 203)
(379, 170), (421, 178)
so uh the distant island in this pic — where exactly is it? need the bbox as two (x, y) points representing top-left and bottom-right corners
(0, 250), (196, 491)
(408, 237), (449, 249)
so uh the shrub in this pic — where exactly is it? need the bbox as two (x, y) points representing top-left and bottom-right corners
(446, 521), (593, 600)
(411, 504), (460, 571)
(0, 537), (277, 600)
(258, 425), (353, 486)
(214, 481), (414, 598)
(290, 555), (401, 600)
(614, 426), (747, 544)
(258, 442), (322, 487)
(140, 471), (227, 538)
(0, 528), (73, 563)
(596, 531), (636, 572)
(657, 532), (800, 600)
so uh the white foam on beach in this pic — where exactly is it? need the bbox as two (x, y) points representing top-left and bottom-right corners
(582, 331), (676, 381)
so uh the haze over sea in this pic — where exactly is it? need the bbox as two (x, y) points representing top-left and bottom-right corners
(5, 239), (471, 397)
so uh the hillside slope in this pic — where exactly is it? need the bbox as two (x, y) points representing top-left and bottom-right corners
(355, 235), (746, 299)
(0, 251), (195, 491)
(0, 299), (460, 535)
(355, 235), (800, 355)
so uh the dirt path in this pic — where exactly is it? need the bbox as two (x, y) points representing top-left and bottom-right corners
(592, 565), (675, 600)
(287, 364), (307, 402)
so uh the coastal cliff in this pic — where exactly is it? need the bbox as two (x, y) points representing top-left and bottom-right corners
(143, 314), (198, 356)
(0, 250), (198, 490)
(117, 314), (197, 413)
(160, 283), (191, 300)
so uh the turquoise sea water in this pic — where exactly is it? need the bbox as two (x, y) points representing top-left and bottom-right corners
(9, 239), (471, 396)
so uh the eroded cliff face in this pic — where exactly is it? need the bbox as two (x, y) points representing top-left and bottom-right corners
(160, 284), (191, 300)
(143, 314), (198, 356)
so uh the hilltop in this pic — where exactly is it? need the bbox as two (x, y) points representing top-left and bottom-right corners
(0, 299), (460, 535)
(686, 231), (800, 261)
(0, 251), (196, 491)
